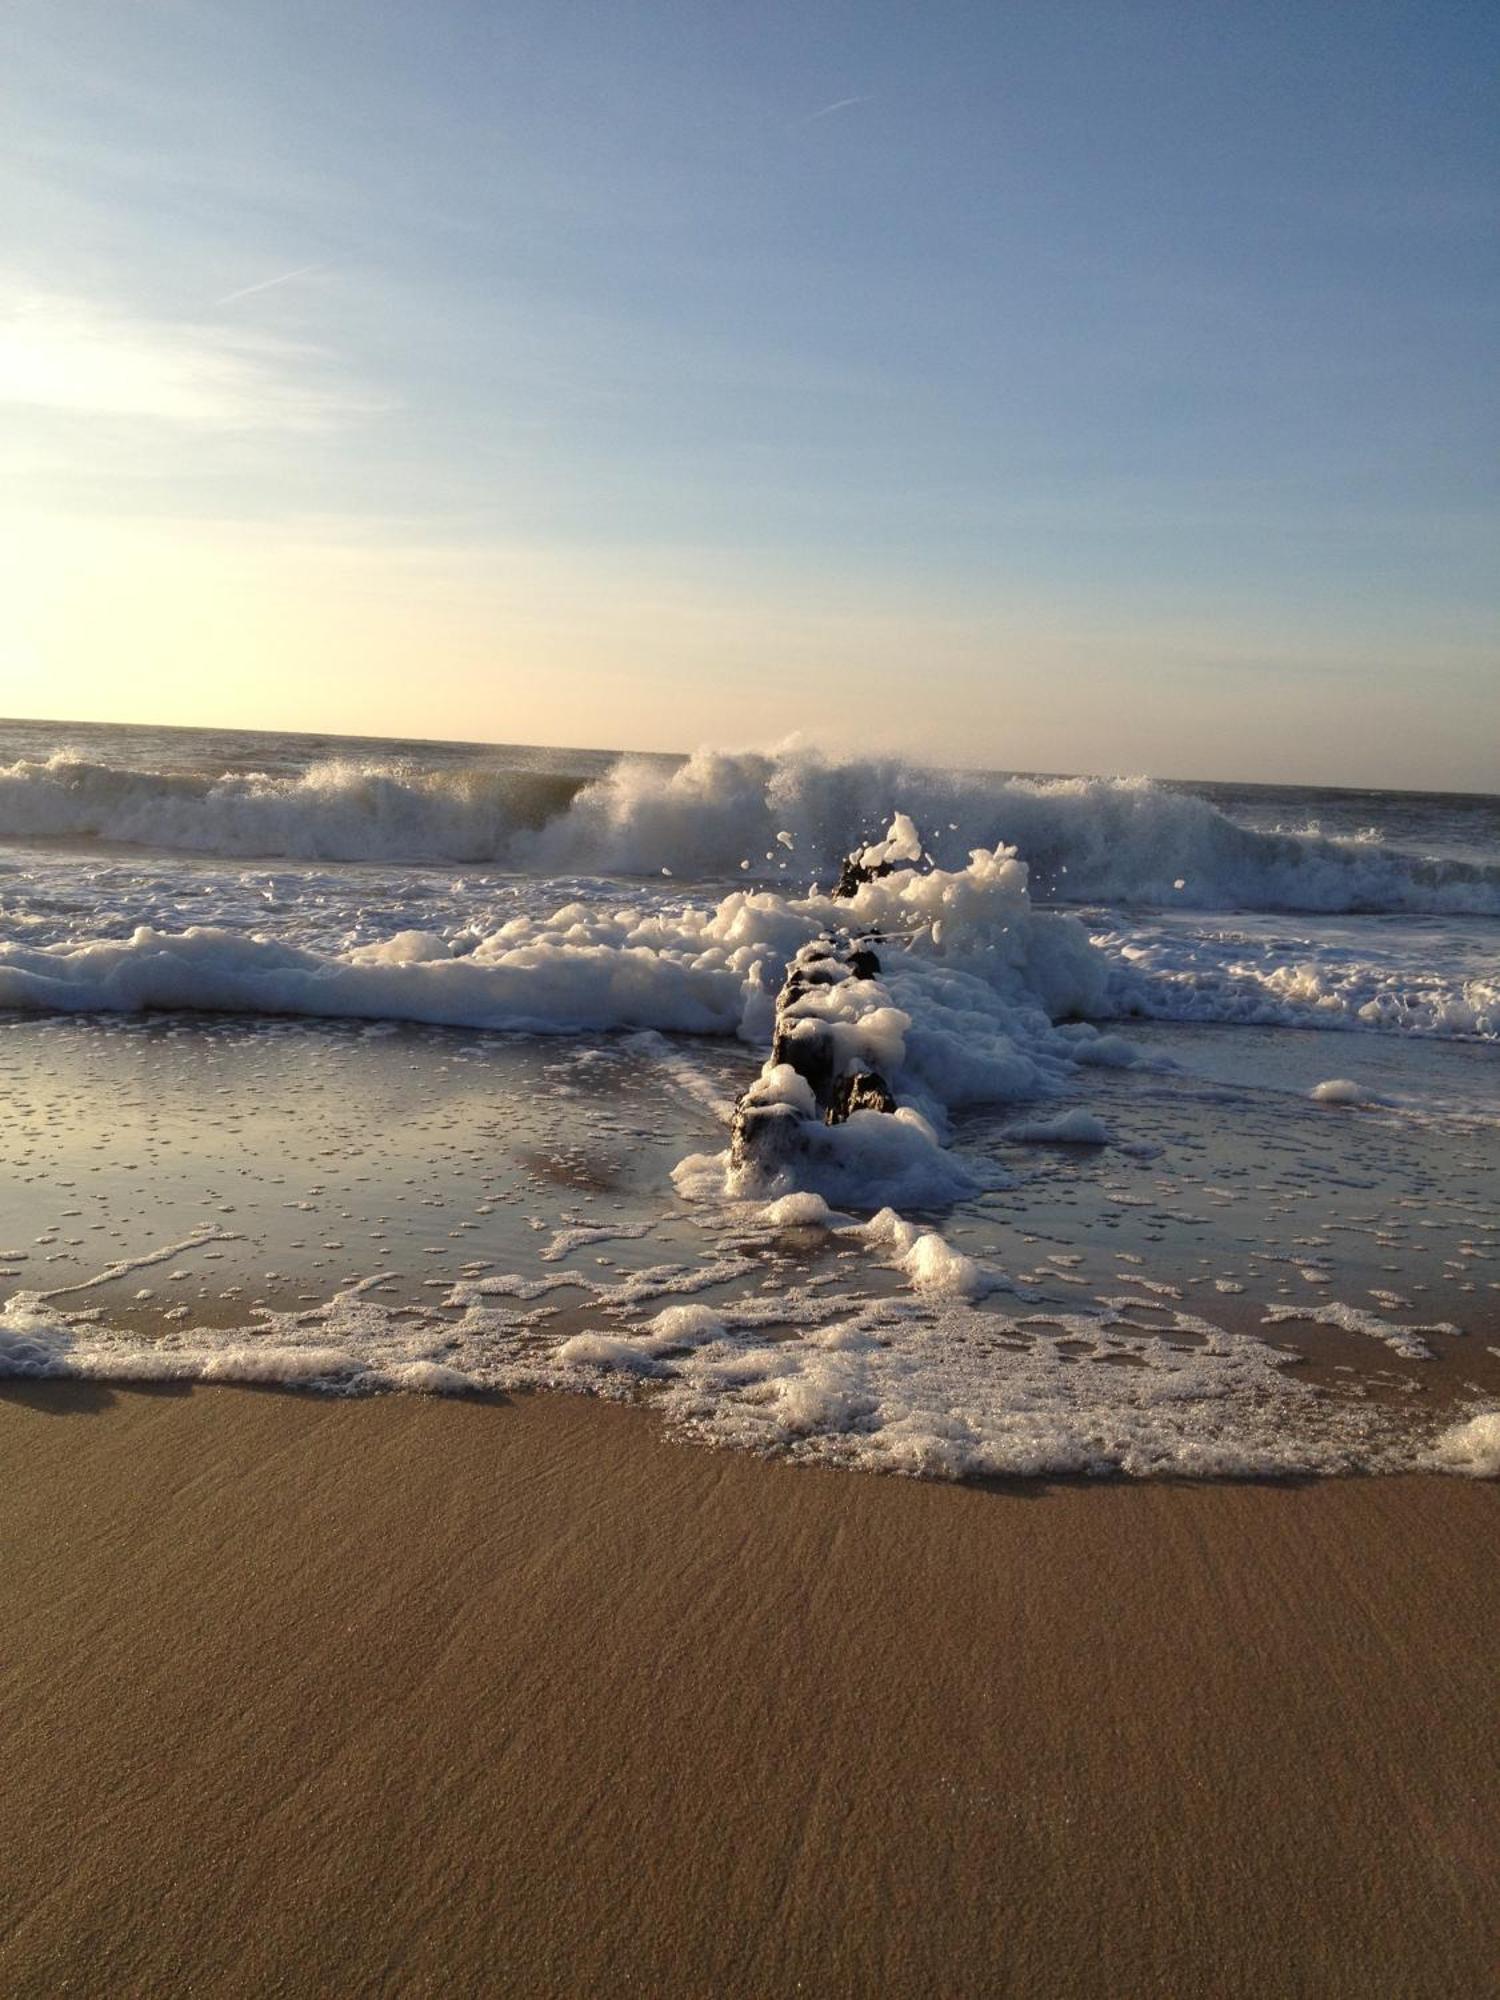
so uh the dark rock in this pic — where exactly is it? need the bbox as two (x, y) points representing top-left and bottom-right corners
(825, 1071), (898, 1125)
(834, 853), (898, 900)
(771, 1019), (837, 1100)
(730, 934), (904, 1179)
(729, 1100), (805, 1175)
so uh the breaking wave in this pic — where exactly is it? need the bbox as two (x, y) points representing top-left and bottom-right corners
(2, 745), (1498, 916)
(0, 753), (586, 864)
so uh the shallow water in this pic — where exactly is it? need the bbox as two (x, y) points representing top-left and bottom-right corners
(3, 1010), (1496, 1478)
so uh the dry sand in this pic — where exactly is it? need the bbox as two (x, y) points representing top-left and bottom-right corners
(2, 1381), (1496, 1999)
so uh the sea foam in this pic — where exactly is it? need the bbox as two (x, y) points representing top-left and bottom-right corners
(0, 829), (1102, 1049)
(7, 1270), (1482, 1482)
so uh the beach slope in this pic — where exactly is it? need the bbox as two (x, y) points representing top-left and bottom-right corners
(2, 1383), (1496, 1998)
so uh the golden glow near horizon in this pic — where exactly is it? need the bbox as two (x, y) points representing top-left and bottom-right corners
(0, 283), (1486, 786)
(0, 504), (1485, 787)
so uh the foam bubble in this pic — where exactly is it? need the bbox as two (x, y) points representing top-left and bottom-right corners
(1011, 1109), (1112, 1144)
(762, 1192), (834, 1228)
(1428, 1410), (1500, 1478)
(1310, 1078), (1388, 1106)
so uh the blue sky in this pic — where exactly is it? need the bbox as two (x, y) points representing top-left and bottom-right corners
(2, 0), (1496, 786)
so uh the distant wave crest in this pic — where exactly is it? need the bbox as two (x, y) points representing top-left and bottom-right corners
(2, 745), (1498, 916)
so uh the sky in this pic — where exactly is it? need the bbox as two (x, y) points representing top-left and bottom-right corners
(1, 0), (1496, 788)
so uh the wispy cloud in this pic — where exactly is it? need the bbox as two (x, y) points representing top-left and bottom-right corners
(214, 263), (329, 308)
(0, 282), (378, 433)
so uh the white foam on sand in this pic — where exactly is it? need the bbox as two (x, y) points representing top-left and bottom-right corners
(1261, 1300), (1459, 1361)
(3, 1210), (1488, 1483)
(543, 1291), (1483, 1480)
(1428, 1410), (1500, 1478)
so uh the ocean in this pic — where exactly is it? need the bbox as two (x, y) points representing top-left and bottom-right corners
(2, 716), (1497, 1479)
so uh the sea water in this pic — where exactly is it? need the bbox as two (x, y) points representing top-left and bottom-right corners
(1, 717), (1497, 1479)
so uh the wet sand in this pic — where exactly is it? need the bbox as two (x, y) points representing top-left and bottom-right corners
(3, 1383), (1496, 1999)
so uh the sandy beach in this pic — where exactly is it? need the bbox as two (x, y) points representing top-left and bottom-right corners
(7, 0), (1498, 1988)
(3, 1381), (1495, 1999)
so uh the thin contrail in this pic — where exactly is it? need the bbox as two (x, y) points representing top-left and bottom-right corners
(214, 263), (326, 307)
(804, 93), (873, 122)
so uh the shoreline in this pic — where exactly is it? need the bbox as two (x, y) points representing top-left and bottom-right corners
(5, 1381), (1497, 1998)
(6, 1004), (1499, 1486)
